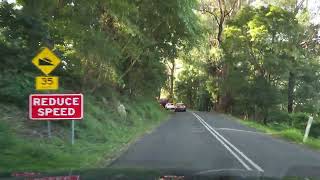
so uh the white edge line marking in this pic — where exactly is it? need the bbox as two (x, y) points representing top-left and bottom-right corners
(193, 112), (264, 172)
(217, 128), (262, 134)
(192, 112), (252, 171)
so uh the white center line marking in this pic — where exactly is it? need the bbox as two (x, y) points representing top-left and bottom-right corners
(192, 112), (264, 173)
(192, 113), (252, 171)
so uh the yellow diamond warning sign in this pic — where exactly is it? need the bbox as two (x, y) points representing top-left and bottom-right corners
(35, 76), (59, 90)
(32, 47), (61, 75)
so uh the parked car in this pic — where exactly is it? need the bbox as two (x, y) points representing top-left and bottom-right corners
(165, 103), (175, 110)
(175, 103), (186, 112)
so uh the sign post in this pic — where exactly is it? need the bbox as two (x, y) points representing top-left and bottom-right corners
(30, 47), (84, 144)
(71, 120), (75, 145)
(32, 47), (61, 138)
(47, 121), (52, 138)
(29, 94), (83, 144)
(29, 94), (84, 120)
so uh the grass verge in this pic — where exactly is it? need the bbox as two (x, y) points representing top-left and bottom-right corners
(236, 118), (320, 151)
(0, 95), (168, 172)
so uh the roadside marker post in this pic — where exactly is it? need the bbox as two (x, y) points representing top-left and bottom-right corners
(303, 116), (313, 143)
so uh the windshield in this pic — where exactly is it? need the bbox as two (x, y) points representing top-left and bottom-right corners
(1, 0), (320, 179)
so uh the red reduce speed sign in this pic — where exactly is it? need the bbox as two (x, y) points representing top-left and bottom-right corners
(29, 94), (83, 120)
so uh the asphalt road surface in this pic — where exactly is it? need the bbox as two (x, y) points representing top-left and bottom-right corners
(110, 111), (320, 178)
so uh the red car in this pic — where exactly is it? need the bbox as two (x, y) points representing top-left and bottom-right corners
(175, 103), (186, 112)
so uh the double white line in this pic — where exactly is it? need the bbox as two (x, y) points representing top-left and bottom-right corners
(192, 112), (264, 172)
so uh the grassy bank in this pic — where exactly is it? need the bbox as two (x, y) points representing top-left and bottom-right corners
(0, 95), (167, 172)
(236, 118), (320, 150)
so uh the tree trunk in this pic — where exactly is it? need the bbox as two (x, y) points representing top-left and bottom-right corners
(216, 16), (233, 113)
(254, 105), (258, 120)
(188, 91), (192, 108)
(288, 71), (295, 113)
(217, 21), (224, 47)
(157, 88), (161, 100)
(237, 0), (241, 9)
(215, 93), (220, 111)
(217, 63), (232, 113)
(169, 60), (175, 101)
(263, 108), (268, 125)
(305, 0), (308, 8)
(263, 116), (267, 125)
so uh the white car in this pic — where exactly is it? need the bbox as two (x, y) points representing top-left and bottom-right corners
(165, 103), (175, 110)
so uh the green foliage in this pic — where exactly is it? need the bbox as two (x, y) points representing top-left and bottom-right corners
(216, 5), (320, 121)
(267, 110), (291, 124)
(248, 111), (320, 139)
(261, 0), (299, 11)
(175, 65), (212, 111)
(0, 121), (15, 149)
(0, 0), (196, 171)
(280, 129), (304, 142)
(0, 0), (200, 101)
(309, 122), (320, 138)
(290, 112), (309, 129)
(294, 61), (320, 113)
(0, 2), (48, 104)
(238, 118), (320, 150)
(0, 71), (33, 106)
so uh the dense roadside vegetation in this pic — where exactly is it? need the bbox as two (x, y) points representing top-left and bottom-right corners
(0, 98), (167, 171)
(0, 0), (199, 171)
(174, 0), (320, 144)
(239, 117), (320, 150)
(1, 0), (320, 171)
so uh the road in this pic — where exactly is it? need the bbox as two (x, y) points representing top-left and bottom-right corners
(110, 111), (320, 178)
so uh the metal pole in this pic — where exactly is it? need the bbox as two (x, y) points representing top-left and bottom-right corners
(47, 121), (51, 138)
(303, 116), (313, 143)
(71, 120), (75, 145)
(46, 90), (52, 139)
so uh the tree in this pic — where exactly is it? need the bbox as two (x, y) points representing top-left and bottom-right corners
(198, 0), (244, 112)
(199, 0), (240, 46)
(221, 5), (315, 121)
(0, 2), (48, 105)
(175, 66), (212, 110)
(166, 58), (176, 101)
(0, 0), (201, 103)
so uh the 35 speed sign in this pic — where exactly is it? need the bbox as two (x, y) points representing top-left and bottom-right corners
(35, 76), (59, 90)
(29, 94), (83, 120)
